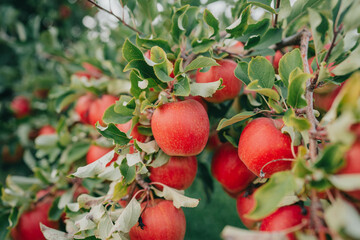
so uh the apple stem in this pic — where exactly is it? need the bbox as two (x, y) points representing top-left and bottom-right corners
(86, 0), (142, 35)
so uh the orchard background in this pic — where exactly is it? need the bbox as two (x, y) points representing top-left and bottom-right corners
(1, 0), (360, 239)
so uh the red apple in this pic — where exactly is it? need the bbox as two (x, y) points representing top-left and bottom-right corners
(184, 95), (208, 112)
(82, 62), (102, 78)
(129, 199), (186, 240)
(150, 156), (197, 190)
(74, 71), (92, 79)
(260, 205), (309, 240)
(266, 50), (282, 71)
(337, 140), (360, 200)
(236, 190), (259, 229)
(38, 125), (56, 136)
(11, 201), (59, 240)
(1, 144), (24, 164)
(211, 143), (256, 194)
(117, 120), (148, 143)
(151, 99), (209, 156)
(86, 145), (117, 166)
(313, 82), (344, 112)
(88, 95), (118, 126)
(196, 59), (241, 103)
(59, 5), (71, 19)
(75, 93), (96, 124)
(11, 96), (31, 118)
(238, 118), (296, 178)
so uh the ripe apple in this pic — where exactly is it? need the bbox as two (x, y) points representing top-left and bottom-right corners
(11, 96), (31, 118)
(88, 94), (118, 126)
(266, 50), (282, 71)
(313, 82), (344, 112)
(82, 62), (102, 78)
(129, 199), (186, 240)
(236, 190), (259, 229)
(212, 143), (256, 194)
(196, 59), (241, 103)
(151, 99), (209, 156)
(59, 5), (71, 19)
(34, 88), (49, 99)
(260, 205), (309, 240)
(1, 144), (24, 164)
(86, 144), (117, 166)
(11, 201), (59, 240)
(184, 95), (208, 112)
(75, 93), (96, 124)
(238, 118), (296, 178)
(149, 156), (197, 190)
(38, 125), (56, 136)
(117, 120), (148, 143)
(336, 140), (360, 200)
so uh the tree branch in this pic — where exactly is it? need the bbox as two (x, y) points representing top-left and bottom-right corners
(273, 0), (281, 28)
(271, 29), (306, 51)
(86, 0), (142, 35)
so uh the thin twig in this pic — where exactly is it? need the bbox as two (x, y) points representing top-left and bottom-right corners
(273, 0), (281, 28)
(86, 0), (142, 34)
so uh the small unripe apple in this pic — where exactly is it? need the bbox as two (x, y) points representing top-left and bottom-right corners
(38, 125), (56, 136)
(260, 205), (309, 240)
(337, 140), (360, 200)
(88, 95), (118, 126)
(11, 201), (59, 240)
(129, 199), (186, 240)
(86, 144), (117, 166)
(238, 118), (296, 178)
(11, 96), (31, 118)
(211, 143), (256, 194)
(236, 190), (259, 229)
(196, 59), (241, 103)
(75, 93), (96, 124)
(151, 99), (209, 156)
(150, 156), (197, 190)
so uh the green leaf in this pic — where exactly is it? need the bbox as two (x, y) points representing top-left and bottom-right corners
(148, 150), (170, 168)
(286, 0), (323, 28)
(189, 79), (222, 98)
(40, 224), (72, 240)
(278, 49), (303, 88)
(35, 134), (58, 149)
(136, 35), (172, 53)
(123, 60), (157, 79)
(171, 5), (190, 42)
(203, 9), (219, 37)
(324, 198), (360, 239)
(152, 184), (199, 208)
(103, 104), (132, 125)
(49, 197), (63, 221)
(329, 174), (360, 192)
(314, 144), (347, 174)
(151, 46), (174, 82)
(246, 171), (297, 220)
(191, 38), (216, 54)
(283, 109), (311, 131)
(129, 71), (143, 98)
(173, 58), (184, 76)
(246, 81), (280, 101)
(120, 161), (136, 184)
(221, 226), (287, 240)
(308, 9), (329, 55)
(54, 90), (78, 113)
(332, 44), (360, 76)
(244, 35), (261, 50)
(59, 142), (90, 165)
(174, 75), (191, 96)
(114, 96), (136, 116)
(287, 68), (310, 108)
(234, 62), (251, 85)
(96, 123), (130, 146)
(122, 39), (144, 62)
(217, 111), (261, 130)
(248, 0), (276, 14)
(226, 6), (251, 38)
(253, 28), (282, 50)
(248, 56), (275, 88)
(268, 99), (284, 113)
(184, 56), (219, 72)
(343, 0), (360, 32)
(110, 198), (141, 234)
